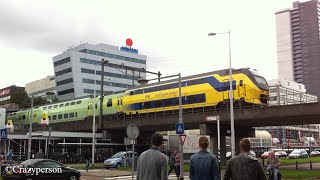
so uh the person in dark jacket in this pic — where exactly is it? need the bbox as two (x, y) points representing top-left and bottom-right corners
(84, 151), (90, 172)
(168, 149), (179, 178)
(223, 138), (267, 180)
(190, 136), (220, 180)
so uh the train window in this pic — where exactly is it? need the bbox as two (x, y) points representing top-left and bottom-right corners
(144, 102), (150, 109)
(240, 80), (243, 86)
(59, 104), (64, 107)
(70, 112), (74, 118)
(58, 114), (62, 119)
(75, 112), (78, 117)
(19, 116), (22, 120)
(71, 102), (76, 105)
(48, 116), (51, 120)
(76, 101), (81, 104)
(52, 115), (57, 120)
(64, 113), (68, 118)
(65, 103), (70, 106)
(107, 99), (112, 107)
(48, 106), (52, 109)
(117, 100), (120, 106)
(155, 100), (162, 108)
(23, 115), (26, 119)
(95, 103), (97, 109)
(164, 99), (172, 106)
(54, 105), (58, 108)
(43, 107), (47, 110)
(120, 99), (123, 105)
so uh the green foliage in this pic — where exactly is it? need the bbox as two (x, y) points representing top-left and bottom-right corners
(10, 91), (31, 108)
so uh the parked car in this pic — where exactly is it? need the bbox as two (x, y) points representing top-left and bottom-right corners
(275, 151), (287, 158)
(226, 152), (231, 160)
(288, 150), (309, 159)
(104, 151), (137, 169)
(310, 151), (320, 157)
(2, 159), (81, 180)
(250, 150), (256, 157)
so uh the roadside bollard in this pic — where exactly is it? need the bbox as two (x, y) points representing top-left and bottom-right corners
(296, 161), (298, 170)
(310, 160), (312, 170)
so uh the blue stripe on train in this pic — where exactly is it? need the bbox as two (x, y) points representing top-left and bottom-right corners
(130, 76), (236, 95)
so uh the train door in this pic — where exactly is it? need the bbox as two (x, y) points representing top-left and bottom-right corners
(238, 79), (245, 98)
(222, 79), (229, 100)
(87, 102), (93, 116)
(117, 97), (123, 112)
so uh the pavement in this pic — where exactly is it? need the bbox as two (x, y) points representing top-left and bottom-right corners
(79, 169), (190, 180)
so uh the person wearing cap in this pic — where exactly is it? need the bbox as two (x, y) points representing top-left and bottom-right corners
(189, 136), (220, 180)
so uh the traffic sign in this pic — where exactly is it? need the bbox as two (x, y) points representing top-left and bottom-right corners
(206, 116), (219, 121)
(176, 123), (184, 134)
(179, 134), (187, 145)
(126, 124), (140, 139)
(0, 128), (7, 140)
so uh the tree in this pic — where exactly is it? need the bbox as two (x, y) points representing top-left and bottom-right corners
(10, 91), (31, 108)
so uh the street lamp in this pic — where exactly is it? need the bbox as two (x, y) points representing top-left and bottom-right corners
(208, 30), (235, 158)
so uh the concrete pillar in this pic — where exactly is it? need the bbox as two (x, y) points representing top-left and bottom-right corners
(210, 135), (218, 158)
(62, 138), (65, 154)
(79, 138), (82, 154)
(235, 136), (241, 156)
(45, 138), (48, 157)
(220, 129), (227, 165)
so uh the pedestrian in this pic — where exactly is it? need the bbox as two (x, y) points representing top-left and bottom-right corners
(223, 138), (267, 180)
(137, 133), (168, 180)
(84, 151), (90, 172)
(189, 136), (220, 180)
(168, 150), (179, 178)
(7, 149), (13, 161)
(35, 149), (44, 159)
(266, 151), (280, 180)
(175, 151), (180, 178)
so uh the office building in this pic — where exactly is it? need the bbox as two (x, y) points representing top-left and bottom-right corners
(276, 0), (320, 94)
(256, 79), (319, 147)
(0, 85), (25, 112)
(25, 75), (56, 98)
(52, 43), (147, 101)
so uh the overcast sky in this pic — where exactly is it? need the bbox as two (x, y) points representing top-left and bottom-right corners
(0, 0), (295, 89)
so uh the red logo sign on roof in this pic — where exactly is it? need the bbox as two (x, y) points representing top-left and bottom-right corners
(126, 38), (133, 47)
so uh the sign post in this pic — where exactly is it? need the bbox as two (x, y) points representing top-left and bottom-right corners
(126, 124), (140, 180)
(206, 116), (220, 173)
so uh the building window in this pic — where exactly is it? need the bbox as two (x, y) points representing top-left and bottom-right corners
(54, 57), (71, 67)
(57, 88), (74, 95)
(79, 50), (146, 64)
(55, 68), (72, 76)
(56, 78), (73, 86)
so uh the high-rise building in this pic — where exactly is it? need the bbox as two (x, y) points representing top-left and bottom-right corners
(25, 75), (56, 97)
(52, 43), (147, 101)
(276, 0), (320, 95)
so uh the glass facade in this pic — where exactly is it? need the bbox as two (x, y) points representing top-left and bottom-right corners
(79, 49), (146, 64)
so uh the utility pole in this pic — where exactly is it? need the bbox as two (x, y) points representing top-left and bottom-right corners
(27, 97), (34, 160)
(99, 59), (107, 131)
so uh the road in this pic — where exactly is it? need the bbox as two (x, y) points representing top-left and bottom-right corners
(81, 175), (190, 180)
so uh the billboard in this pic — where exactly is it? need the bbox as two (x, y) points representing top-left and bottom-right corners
(0, 108), (6, 128)
(168, 135), (211, 154)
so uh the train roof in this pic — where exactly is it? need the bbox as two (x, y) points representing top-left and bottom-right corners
(127, 68), (255, 91)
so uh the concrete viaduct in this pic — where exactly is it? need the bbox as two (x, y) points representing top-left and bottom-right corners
(28, 102), (320, 163)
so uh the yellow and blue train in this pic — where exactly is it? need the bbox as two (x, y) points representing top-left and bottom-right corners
(7, 68), (269, 127)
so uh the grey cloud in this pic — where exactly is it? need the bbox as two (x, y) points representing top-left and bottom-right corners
(0, 1), (113, 53)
